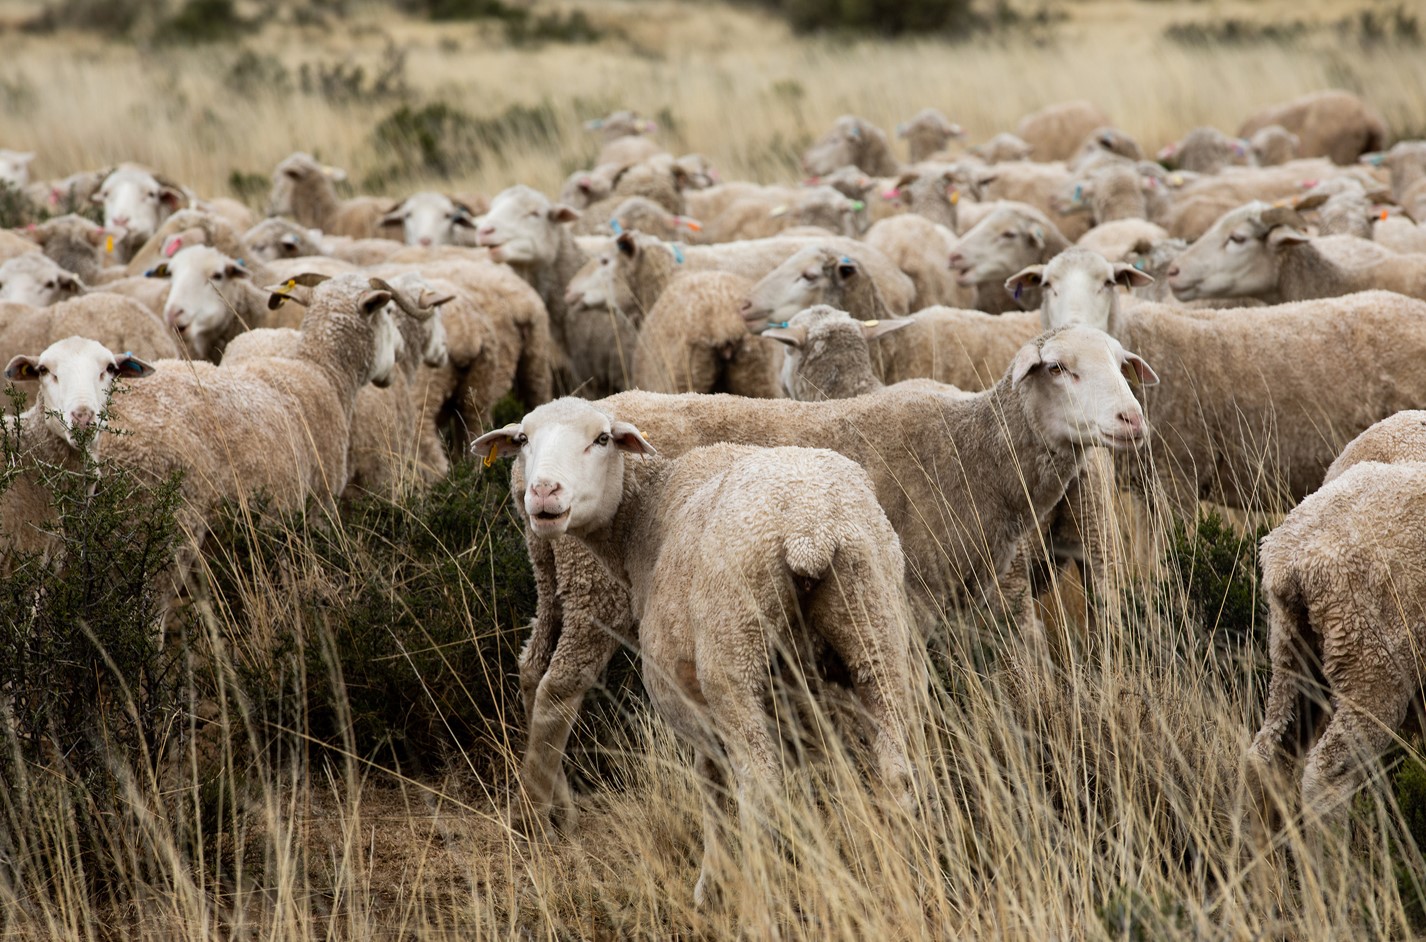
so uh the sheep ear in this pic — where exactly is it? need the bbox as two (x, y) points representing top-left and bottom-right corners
(358, 290), (392, 314)
(158, 186), (186, 211)
(610, 421), (656, 456)
(1293, 192), (1330, 212)
(894, 171), (920, 189)
(616, 232), (638, 258)
(321, 165), (348, 182)
(1121, 352), (1159, 387)
(1010, 343), (1043, 387)
(21, 225), (47, 245)
(833, 256), (860, 281)
(471, 423), (524, 461)
(115, 354), (155, 379)
(4, 355), (39, 382)
(147, 263), (171, 279)
(762, 325), (807, 348)
(1026, 226), (1047, 249)
(1111, 263), (1154, 289)
(1268, 226), (1311, 248)
(862, 318), (915, 340)
(452, 213), (476, 229)
(549, 204), (580, 224)
(58, 273), (86, 295)
(1005, 265), (1046, 295)
(223, 262), (249, 280)
(378, 208), (406, 228)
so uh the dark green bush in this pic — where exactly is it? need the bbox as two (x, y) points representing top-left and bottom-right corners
(367, 99), (560, 185)
(154, 0), (252, 44)
(23, 0), (144, 36)
(1160, 510), (1268, 649)
(224, 50), (292, 97)
(402, 0), (527, 21)
(227, 168), (270, 208)
(505, 10), (604, 46)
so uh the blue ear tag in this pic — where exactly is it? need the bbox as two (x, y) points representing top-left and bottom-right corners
(1072, 184), (1083, 204)
(840, 256), (852, 265)
(1014, 282), (1023, 301)
(672, 244), (684, 264)
(610, 219), (623, 235)
(767, 321), (789, 328)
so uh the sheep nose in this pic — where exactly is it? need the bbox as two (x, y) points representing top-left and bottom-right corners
(165, 307), (184, 328)
(948, 251), (963, 266)
(739, 299), (753, 314)
(112, 215), (129, 227)
(419, 237), (432, 246)
(530, 481), (561, 501)
(1166, 265), (1180, 279)
(476, 225), (496, 241)
(1118, 411), (1144, 435)
(70, 407), (95, 430)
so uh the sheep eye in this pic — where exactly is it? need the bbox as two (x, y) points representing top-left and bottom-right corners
(514, 433), (528, 447)
(1104, 280), (1115, 289)
(35, 366), (47, 377)
(595, 432), (611, 446)
(1228, 234), (1246, 245)
(105, 364), (118, 375)
(44, 281), (54, 289)
(1046, 363), (1065, 376)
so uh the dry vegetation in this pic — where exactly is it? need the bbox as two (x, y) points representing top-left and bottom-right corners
(3, 1), (1426, 939)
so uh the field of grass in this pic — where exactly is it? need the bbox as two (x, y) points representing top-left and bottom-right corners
(3, 1), (1426, 938)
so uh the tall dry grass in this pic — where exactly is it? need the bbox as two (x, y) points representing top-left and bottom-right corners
(0, 0), (1423, 202)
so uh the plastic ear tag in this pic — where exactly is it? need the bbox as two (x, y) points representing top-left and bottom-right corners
(284, 279), (296, 291)
(164, 238), (182, 258)
(769, 205), (788, 218)
(863, 319), (879, 327)
(1013, 282), (1024, 301)
(482, 442), (500, 469)
(767, 321), (789, 329)
(1381, 209), (1390, 222)
(949, 189), (960, 205)
(672, 244), (685, 264)
(104, 235), (114, 254)
(850, 200), (865, 212)
(882, 189), (901, 200)
(1133, 259), (1146, 271)
(1072, 184), (1083, 204)
(610, 219), (624, 235)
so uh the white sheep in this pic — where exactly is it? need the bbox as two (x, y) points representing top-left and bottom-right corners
(92, 164), (189, 262)
(241, 217), (327, 262)
(0, 294), (181, 373)
(1237, 90), (1388, 166)
(266, 152), (392, 239)
(476, 397), (918, 904)
(505, 326), (1156, 830)
(1014, 100), (1112, 162)
(0, 150), (35, 189)
(897, 108), (965, 162)
(948, 202), (1073, 313)
(155, 246), (303, 361)
(0, 253), (86, 307)
(380, 192), (480, 247)
(801, 115), (901, 178)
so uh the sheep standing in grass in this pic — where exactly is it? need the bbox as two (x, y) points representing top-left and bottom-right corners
(897, 108), (965, 162)
(477, 397), (919, 904)
(507, 327), (1156, 829)
(266, 152), (392, 239)
(802, 115), (901, 177)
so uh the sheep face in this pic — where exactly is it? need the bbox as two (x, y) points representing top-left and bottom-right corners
(1014, 327), (1156, 450)
(950, 207), (1053, 287)
(1250, 125), (1300, 166)
(792, 186), (865, 236)
(4, 337), (154, 451)
(558, 167), (616, 209)
(1006, 247), (1151, 335)
(0, 254), (85, 307)
(742, 247), (860, 329)
(242, 218), (319, 262)
(1166, 202), (1309, 301)
(473, 398), (655, 539)
(585, 111), (656, 141)
(383, 273), (451, 368)
(382, 192), (475, 247)
(476, 185), (579, 265)
(565, 252), (612, 310)
(162, 246), (250, 359)
(803, 116), (878, 177)
(0, 149), (35, 189)
(266, 152), (342, 220)
(95, 167), (184, 245)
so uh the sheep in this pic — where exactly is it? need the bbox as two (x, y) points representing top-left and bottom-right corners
(23, 169), (107, 219)
(475, 396), (919, 903)
(1157, 127), (1251, 175)
(0, 229), (39, 265)
(761, 305), (925, 401)
(1249, 125), (1300, 166)
(0, 294), (181, 372)
(1015, 100), (1112, 162)
(0, 253), (86, 306)
(586, 111), (663, 168)
(1055, 162), (1166, 227)
(1374, 215), (1426, 255)
(20, 214), (108, 283)
(559, 164), (619, 209)
(630, 271), (781, 398)
(153, 246), (302, 361)
(1238, 90), (1388, 165)
(741, 246), (903, 327)
(1166, 202), (1426, 303)
(570, 165), (689, 237)
(123, 209), (247, 277)
(102, 274), (407, 584)
(603, 195), (703, 243)
(0, 338), (155, 563)
(505, 325), (1157, 830)
(1076, 219), (1170, 263)
(1363, 140), (1426, 220)
(0, 150), (34, 189)
(1069, 127), (1143, 170)
(266, 152), (392, 239)
(92, 165), (190, 262)
(1016, 247), (1426, 511)
(704, 185), (864, 242)
(864, 213), (974, 309)
(897, 108), (965, 162)
(1293, 178), (1381, 239)
(971, 133), (1034, 164)
(948, 202), (1073, 313)
(802, 115), (901, 178)
(1247, 459), (1426, 838)
(376, 192), (479, 247)
(969, 161), (1091, 240)
(879, 164), (963, 230)
(1323, 410), (1426, 485)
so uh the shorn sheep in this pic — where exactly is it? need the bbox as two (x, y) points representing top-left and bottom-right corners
(476, 397), (918, 906)
(504, 326), (1156, 830)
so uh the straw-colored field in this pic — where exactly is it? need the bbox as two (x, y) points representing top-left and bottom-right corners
(3, 1), (1426, 939)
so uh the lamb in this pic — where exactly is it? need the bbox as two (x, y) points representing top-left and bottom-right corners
(475, 397), (919, 904)
(897, 108), (965, 162)
(971, 133), (1034, 164)
(1157, 127), (1250, 175)
(1238, 90), (1388, 165)
(948, 202), (1073, 312)
(0, 294), (181, 371)
(155, 246), (303, 361)
(266, 152), (392, 239)
(21, 214), (108, 283)
(802, 115), (901, 177)
(241, 217), (327, 262)
(1014, 247), (1426, 512)
(0, 253), (86, 307)
(1166, 202), (1426, 303)
(92, 164), (189, 262)
(0, 338), (155, 563)
(1247, 459), (1426, 837)
(1014, 100), (1112, 162)
(630, 271), (781, 398)
(0, 149), (34, 189)
(506, 325), (1154, 828)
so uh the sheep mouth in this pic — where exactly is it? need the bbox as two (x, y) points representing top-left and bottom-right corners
(1099, 429), (1146, 449)
(532, 508), (570, 524)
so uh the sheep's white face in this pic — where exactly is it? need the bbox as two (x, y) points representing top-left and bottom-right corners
(558, 167), (615, 209)
(1166, 203), (1300, 301)
(0, 150), (34, 189)
(0, 254), (84, 307)
(162, 246), (250, 359)
(472, 398), (655, 540)
(95, 167), (181, 244)
(386, 192), (475, 247)
(476, 185), (578, 266)
(1007, 248), (1151, 335)
(742, 247), (852, 329)
(794, 187), (863, 236)
(565, 254), (611, 310)
(949, 208), (1051, 286)
(1013, 327), (1156, 451)
(4, 336), (154, 451)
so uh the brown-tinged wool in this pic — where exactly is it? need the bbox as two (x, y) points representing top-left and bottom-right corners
(1372, 141), (1426, 220)
(1163, 126), (1249, 175)
(864, 213), (975, 310)
(571, 164), (686, 236)
(631, 271), (780, 398)
(319, 236), (408, 267)
(0, 229), (39, 265)
(1076, 219), (1170, 263)
(972, 161), (1092, 241)
(949, 202), (1073, 314)
(0, 294), (180, 369)
(0, 254), (85, 307)
(972, 133), (1034, 164)
(898, 108), (964, 163)
(266, 152), (393, 239)
(1374, 215), (1426, 255)
(241, 217), (327, 263)
(802, 115), (902, 178)
(1014, 100), (1112, 163)
(21, 214), (106, 283)
(704, 186), (864, 243)
(684, 181), (796, 222)
(1249, 460), (1426, 832)
(1323, 410), (1426, 484)
(1238, 90), (1388, 165)
(123, 209), (246, 276)
(1250, 125), (1300, 166)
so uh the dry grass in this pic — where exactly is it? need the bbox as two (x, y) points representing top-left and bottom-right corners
(0, 0), (1424, 203)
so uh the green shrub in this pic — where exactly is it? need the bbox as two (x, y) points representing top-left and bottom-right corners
(154, 0), (252, 44)
(22, 0), (144, 36)
(368, 99), (560, 185)
(224, 49), (292, 97)
(227, 168), (270, 208)
(1160, 510), (1268, 649)
(505, 10), (604, 46)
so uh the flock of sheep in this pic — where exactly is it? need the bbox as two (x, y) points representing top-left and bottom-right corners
(3, 86), (1426, 901)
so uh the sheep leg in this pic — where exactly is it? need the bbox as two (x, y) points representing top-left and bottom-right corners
(692, 751), (732, 909)
(702, 650), (785, 875)
(1300, 684), (1410, 839)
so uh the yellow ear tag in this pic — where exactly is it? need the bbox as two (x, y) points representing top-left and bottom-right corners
(104, 235), (114, 254)
(949, 189), (960, 205)
(284, 279), (296, 291)
(482, 442), (500, 469)
(863, 319), (880, 327)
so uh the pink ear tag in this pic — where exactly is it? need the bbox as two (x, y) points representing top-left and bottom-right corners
(164, 237), (182, 258)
